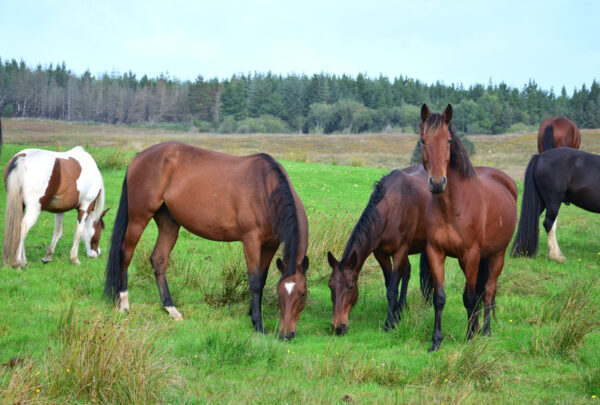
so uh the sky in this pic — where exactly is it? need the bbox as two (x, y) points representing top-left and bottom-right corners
(1, 0), (598, 93)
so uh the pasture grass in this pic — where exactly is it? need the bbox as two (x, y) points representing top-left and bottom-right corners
(1, 124), (600, 403)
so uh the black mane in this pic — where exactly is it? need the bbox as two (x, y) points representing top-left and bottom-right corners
(260, 153), (300, 279)
(340, 172), (391, 267)
(420, 113), (476, 178)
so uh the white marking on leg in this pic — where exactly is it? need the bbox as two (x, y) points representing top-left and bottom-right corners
(547, 217), (566, 263)
(165, 306), (183, 320)
(118, 291), (130, 312)
(70, 214), (87, 265)
(284, 282), (296, 295)
(44, 213), (64, 263)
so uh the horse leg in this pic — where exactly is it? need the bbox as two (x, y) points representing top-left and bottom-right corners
(243, 235), (268, 333)
(69, 211), (88, 265)
(43, 213), (64, 263)
(427, 244), (446, 352)
(151, 208), (181, 320)
(15, 205), (42, 268)
(391, 248), (411, 319)
(118, 217), (152, 313)
(460, 249), (481, 340)
(481, 252), (505, 336)
(544, 209), (566, 263)
(373, 250), (398, 331)
(397, 261), (411, 313)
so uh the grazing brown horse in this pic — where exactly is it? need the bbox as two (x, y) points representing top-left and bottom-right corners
(420, 104), (518, 352)
(537, 117), (581, 153)
(327, 166), (433, 335)
(103, 142), (309, 339)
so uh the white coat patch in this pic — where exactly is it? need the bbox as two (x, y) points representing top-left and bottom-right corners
(284, 282), (296, 295)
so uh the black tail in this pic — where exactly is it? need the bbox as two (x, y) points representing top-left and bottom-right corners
(0, 118), (3, 157)
(419, 253), (433, 301)
(542, 125), (554, 151)
(103, 174), (129, 300)
(511, 155), (542, 257)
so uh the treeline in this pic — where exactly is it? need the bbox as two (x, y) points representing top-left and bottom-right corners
(1, 57), (599, 134)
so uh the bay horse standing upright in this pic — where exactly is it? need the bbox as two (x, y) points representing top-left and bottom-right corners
(327, 166), (433, 335)
(420, 104), (518, 352)
(511, 148), (600, 262)
(103, 142), (309, 339)
(3, 147), (108, 268)
(537, 117), (581, 153)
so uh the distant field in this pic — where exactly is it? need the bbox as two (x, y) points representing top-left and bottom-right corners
(1, 120), (600, 403)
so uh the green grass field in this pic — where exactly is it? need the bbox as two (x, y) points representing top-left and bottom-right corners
(1, 121), (600, 404)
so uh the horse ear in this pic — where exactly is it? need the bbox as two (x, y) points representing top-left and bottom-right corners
(101, 208), (110, 217)
(327, 251), (339, 269)
(348, 251), (357, 269)
(276, 258), (285, 273)
(301, 256), (309, 274)
(443, 104), (453, 124)
(421, 103), (430, 122)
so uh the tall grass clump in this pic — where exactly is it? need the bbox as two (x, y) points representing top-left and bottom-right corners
(421, 339), (504, 391)
(201, 243), (249, 306)
(91, 147), (134, 170)
(531, 280), (600, 358)
(1, 309), (181, 404)
(306, 208), (354, 281)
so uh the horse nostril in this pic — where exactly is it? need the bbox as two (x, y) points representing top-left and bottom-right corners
(441, 177), (447, 187)
(279, 332), (285, 340)
(334, 323), (348, 335)
(288, 331), (296, 340)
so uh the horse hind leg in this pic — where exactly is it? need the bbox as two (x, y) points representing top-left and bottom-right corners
(43, 213), (64, 263)
(15, 205), (42, 268)
(481, 252), (505, 336)
(151, 207), (182, 320)
(545, 213), (566, 263)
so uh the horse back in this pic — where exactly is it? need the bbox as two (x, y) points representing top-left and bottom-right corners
(377, 166), (429, 254)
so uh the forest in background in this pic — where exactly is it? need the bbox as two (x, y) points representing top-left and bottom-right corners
(0, 57), (599, 134)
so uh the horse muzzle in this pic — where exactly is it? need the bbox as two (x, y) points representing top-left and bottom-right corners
(279, 330), (296, 340)
(429, 176), (447, 194)
(331, 322), (348, 335)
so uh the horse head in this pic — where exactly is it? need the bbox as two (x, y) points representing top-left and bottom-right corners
(420, 104), (454, 193)
(85, 208), (109, 257)
(276, 255), (309, 340)
(327, 251), (359, 335)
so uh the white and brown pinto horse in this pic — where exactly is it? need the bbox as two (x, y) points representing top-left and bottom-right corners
(3, 147), (108, 268)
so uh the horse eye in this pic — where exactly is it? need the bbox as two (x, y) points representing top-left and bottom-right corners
(301, 291), (307, 297)
(348, 285), (354, 291)
(420, 139), (425, 145)
(447, 139), (452, 144)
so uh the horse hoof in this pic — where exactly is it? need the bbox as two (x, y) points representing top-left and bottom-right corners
(253, 323), (266, 334)
(87, 251), (98, 259)
(549, 255), (567, 263)
(71, 258), (81, 266)
(164, 306), (183, 320)
(42, 257), (52, 263)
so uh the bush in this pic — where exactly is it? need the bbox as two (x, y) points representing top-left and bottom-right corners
(193, 120), (213, 132)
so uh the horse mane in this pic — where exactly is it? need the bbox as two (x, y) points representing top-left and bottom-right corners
(259, 153), (299, 279)
(340, 172), (390, 267)
(420, 113), (476, 178)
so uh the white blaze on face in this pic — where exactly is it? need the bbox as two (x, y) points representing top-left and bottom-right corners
(284, 282), (296, 295)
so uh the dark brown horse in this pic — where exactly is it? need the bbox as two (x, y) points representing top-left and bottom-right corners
(537, 117), (581, 153)
(103, 142), (309, 339)
(327, 166), (432, 335)
(420, 104), (518, 352)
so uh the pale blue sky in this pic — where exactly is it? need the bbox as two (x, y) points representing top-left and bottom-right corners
(2, 0), (598, 92)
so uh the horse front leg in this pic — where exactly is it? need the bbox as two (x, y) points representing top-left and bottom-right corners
(70, 210), (88, 265)
(244, 237), (268, 333)
(427, 244), (446, 352)
(460, 249), (482, 340)
(373, 250), (399, 331)
(43, 213), (64, 263)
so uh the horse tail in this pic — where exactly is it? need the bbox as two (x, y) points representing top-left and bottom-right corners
(3, 155), (25, 266)
(260, 154), (299, 275)
(103, 174), (129, 300)
(542, 124), (554, 151)
(419, 253), (433, 301)
(511, 154), (541, 257)
(0, 118), (3, 156)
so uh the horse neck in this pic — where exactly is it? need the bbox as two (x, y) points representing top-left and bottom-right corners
(342, 226), (382, 274)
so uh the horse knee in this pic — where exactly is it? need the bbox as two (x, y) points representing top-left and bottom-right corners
(248, 273), (265, 293)
(433, 290), (446, 310)
(150, 254), (167, 276)
(463, 289), (477, 310)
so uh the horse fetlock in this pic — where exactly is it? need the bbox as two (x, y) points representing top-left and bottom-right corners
(118, 291), (130, 313)
(253, 322), (265, 333)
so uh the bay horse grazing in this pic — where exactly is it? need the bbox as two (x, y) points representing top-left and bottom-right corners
(420, 104), (518, 352)
(327, 166), (433, 335)
(537, 117), (581, 153)
(3, 147), (108, 268)
(511, 148), (600, 262)
(103, 142), (309, 339)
